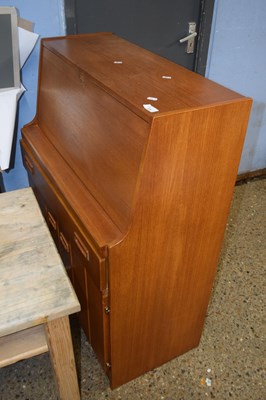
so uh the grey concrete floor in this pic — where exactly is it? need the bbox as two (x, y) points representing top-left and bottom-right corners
(0, 179), (265, 400)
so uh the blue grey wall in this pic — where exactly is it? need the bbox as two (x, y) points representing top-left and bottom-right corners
(206, 0), (266, 173)
(0, 0), (65, 191)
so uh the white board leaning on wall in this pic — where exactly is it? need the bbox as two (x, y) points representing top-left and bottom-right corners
(0, 6), (38, 171)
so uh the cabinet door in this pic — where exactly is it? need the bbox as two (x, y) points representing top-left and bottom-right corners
(72, 230), (110, 371)
(71, 234), (91, 340)
(87, 277), (110, 373)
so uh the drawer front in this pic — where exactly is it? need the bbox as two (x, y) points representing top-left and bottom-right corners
(21, 144), (47, 218)
(22, 142), (60, 245)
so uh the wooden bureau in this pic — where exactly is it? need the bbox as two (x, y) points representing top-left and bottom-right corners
(21, 33), (252, 388)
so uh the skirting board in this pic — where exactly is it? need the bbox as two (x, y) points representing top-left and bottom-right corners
(237, 168), (266, 184)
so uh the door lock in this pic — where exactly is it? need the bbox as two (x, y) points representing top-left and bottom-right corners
(179, 22), (197, 54)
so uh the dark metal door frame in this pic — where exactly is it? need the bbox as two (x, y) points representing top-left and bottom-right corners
(195, 0), (215, 75)
(64, 0), (215, 76)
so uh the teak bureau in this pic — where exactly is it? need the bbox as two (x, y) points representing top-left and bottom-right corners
(21, 33), (252, 388)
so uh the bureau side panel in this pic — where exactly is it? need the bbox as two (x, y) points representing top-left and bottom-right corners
(37, 47), (149, 232)
(108, 99), (252, 388)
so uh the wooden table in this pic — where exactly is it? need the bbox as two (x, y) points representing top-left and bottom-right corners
(0, 187), (81, 399)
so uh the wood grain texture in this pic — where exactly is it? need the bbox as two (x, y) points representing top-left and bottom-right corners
(45, 316), (80, 400)
(20, 33), (252, 388)
(0, 188), (80, 337)
(108, 100), (252, 387)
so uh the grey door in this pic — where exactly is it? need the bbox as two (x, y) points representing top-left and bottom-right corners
(65, 0), (214, 74)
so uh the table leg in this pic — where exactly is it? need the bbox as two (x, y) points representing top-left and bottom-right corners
(45, 316), (80, 400)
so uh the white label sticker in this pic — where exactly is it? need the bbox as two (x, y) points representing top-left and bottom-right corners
(143, 104), (159, 113)
(162, 75), (172, 79)
(147, 97), (158, 101)
(113, 60), (123, 64)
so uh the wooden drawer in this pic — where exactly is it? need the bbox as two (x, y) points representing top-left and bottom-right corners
(22, 143), (59, 236)
(21, 144), (47, 218)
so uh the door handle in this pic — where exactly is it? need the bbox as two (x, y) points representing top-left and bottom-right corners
(179, 32), (197, 44)
(74, 232), (90, 261)
(47, 211), (57, 231)
(179, 22), (197, 54)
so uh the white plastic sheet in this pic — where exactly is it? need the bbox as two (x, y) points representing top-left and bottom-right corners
(0, 27), (39, 170)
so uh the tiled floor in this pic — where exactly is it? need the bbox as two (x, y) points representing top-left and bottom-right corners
(0, 179), (265, 400)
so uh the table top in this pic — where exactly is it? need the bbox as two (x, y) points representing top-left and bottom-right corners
(0, 187), (80, 337)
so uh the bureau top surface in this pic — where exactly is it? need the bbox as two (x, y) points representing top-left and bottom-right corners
(0, 188), (80, 337)
(42, 33), (245, 121)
